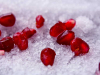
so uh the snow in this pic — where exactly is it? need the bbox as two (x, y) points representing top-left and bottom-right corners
(0, 0), (100, 75)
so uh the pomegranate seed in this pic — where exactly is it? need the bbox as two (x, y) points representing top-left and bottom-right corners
(0, 50), (5, 55)
(65, 19), (76, 30)
(13, 32), (28, 50)
(22, 27), (36, 38)
(1, 37), (14, 52)
(57, 31), (75, 45)
(0, 14), (16, 27)
(36, 15), (45, 28)
(71, 38), (89, 56)
(50, 21), (66, 37)
(41, 48), (56, 66)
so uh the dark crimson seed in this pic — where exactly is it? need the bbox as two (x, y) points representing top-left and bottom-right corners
(22, 27), (36, 38)
(71, 38), (90, 56)
(57, 31), (75, 45)
(1, 36), (14, 52)
(65, 19), (76, 30)
(50, 21), (66, 37)
(13, 32), (28, 50)
(0, 14), (16, 27)
(36, 15), (45, 28)
(41, 48), (56, 66)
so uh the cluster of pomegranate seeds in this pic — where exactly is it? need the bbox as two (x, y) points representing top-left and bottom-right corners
(0, 13), (16, 27)
(50, 21), (66, 37)
(13, 27), (36, 50)
(0, 37), (14, 52)
(57, 31), (75, 45)
(49, 19), (90, 57)
(36, 15), (45, 28)
(71, 38), (89, 56)
(41, 48), (56, 66)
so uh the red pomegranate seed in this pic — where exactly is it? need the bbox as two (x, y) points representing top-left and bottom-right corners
(1, 37), (14, 52)
(71, 38), (89, 56)
(36, 15), (45, 28)
(57, 31), (75, 45)
(50, 21), (66, 37)
(22, 27), (36, 38)
(65, 19), (76, 30)
(0, 50), (5, 55)
(13, 32), (28, 50)
(41, 48), (56, 66)
(0, 14), (16, 27)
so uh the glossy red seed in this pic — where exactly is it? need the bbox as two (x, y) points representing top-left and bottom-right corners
(41, 48), (56, 66)
(36, 15), (45, 28)
(22, 27), (36, 38)
(0, 14), (16, 27)
(13, 32), (28, 50)
(71, 38), (89, 56)
(13, 32), (21, 44)
(57, 31), (75, 45)
(1, 37), (14, 52)
(65, 19), (76, 30)
(50, 21), (66, 37)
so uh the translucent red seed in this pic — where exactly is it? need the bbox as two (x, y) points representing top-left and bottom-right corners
(71, 38), (89, 56)
(1, 37), (14, 52)
(57, 31), (75, 45)
(13, 32), (28, 50)
(0, 14), (16, 27)
(22, 27), (36, 38)
(50, 21), (66, 37)
(65, 19), (76, 30)
(41, 48), (56, 66)
(36, 15), (45, 28)
(0, 50), (5, 55)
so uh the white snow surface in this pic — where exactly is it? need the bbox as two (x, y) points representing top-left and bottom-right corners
(0, 0), (100, 75)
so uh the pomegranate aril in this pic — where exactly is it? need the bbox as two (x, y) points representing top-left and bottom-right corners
(65, 19), (76, 30)
(17, 38), (28, 50)
(36, 15), (45, 28)
(50, 21), (66, 37)
(13, 32), (28, 50)
(41, 48), (56, 66)
(22, 27), (36, 38)
(0, 50), (5, 55)
(57, 31), (75, 45)
(1, 37), (14, 52)
(71, 38), (90, 56)
(0, 14), (16, 27)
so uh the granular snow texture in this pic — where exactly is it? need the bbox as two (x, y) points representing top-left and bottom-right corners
(0, 0), (100, 75)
